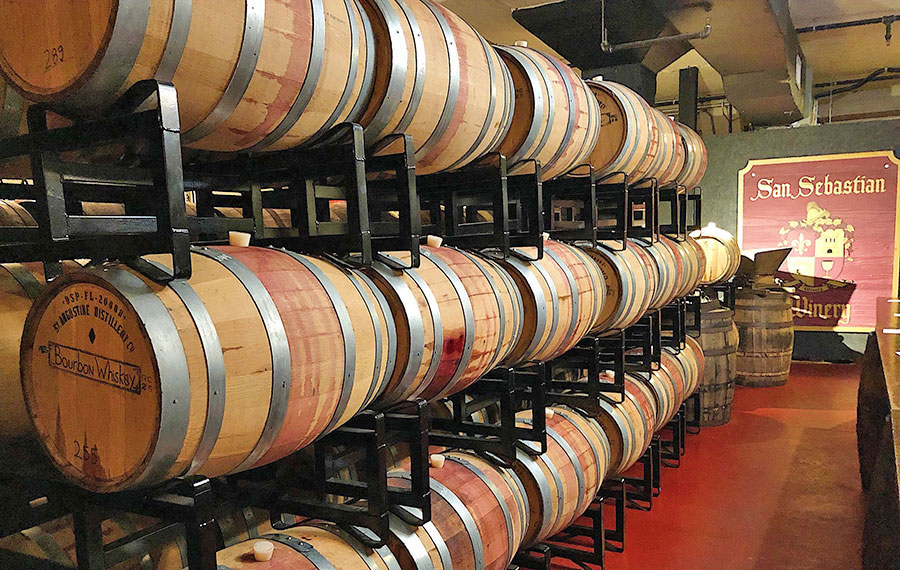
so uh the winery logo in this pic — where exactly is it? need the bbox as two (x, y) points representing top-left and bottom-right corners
(777, 201), (854, 290)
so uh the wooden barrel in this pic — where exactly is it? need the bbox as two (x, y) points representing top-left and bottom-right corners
(0, 507), (270, 570)
(388, 448), (527, 570)
(580, 240), (654, 334)
(218, 521), (400, 570)
(585, 80), (660, 182)
(1, 262), (45, 441)
(684, 235), (708, 292)
(578, 376), (652, 477)
(649, 108), (685, 186)
(734, 289), (794, 387)
(495, 45), (601, 180)
(644, 368), (676, 433)
(20, 247), (394, 492)
(513, 405), (609, 547)
(358, 0), (514, 175)
(366, 244), (512, 404)
(0, 199), (36, 226)
(636, 237), (680, 310)
(667, 235), (705, 299)
(667, 346), (700, 403)
(624, 375), (658, 438)
(466, 251), (525, 369)
(0, 0), (375, 153)
(689, 223), (741, 285)
(690, 304), (739, 426)
(496, 239), (603, 366)
(676, 122), (708, 189)
(683, 335), (706, 397)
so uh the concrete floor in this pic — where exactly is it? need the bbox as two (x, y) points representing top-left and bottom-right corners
(552, 362), (864, 570)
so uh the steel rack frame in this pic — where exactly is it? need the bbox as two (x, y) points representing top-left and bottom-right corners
(416, 154), (543, 259)
(430, 363), (549, 465)
(542, 165), (599, 245)
(513, 496), (610, 570)
(598, 479), (628, 553)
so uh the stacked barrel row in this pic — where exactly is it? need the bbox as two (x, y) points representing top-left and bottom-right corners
(0, 1), (706, 185)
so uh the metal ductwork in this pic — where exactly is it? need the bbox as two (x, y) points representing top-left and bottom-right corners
(666, 0), (812, 125)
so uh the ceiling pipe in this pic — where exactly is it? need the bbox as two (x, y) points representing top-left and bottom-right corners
(796, 15), (898, 46)
(813, 67), (900, 99)
(599, 0), (710, 53)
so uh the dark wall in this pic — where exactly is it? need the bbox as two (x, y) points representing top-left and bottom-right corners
(698, 119), (900, 361)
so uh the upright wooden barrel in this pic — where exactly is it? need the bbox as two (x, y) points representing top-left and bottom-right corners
(0, 0), (375, 153)
(0, 262), (45, 441)
(734, 289), (794, 387)
(585, 80), (659, 182)
(691, 304), (739, 426)
(581, 240), (654, 334)
(388, 449), (527, 570)
(676, 122), (708, 189)
(358, 0), (514, 174)
(689, 224), (741, 285)
(496, 45), (601, 180)
(217, 521), (400, 570)
(20, 247), (395, 492)
(367, 244), (515, 404)
(496, 240), (603, 366)
(514, 406), (610, 547)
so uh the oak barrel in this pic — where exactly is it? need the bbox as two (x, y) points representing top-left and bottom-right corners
(0, 199), (36, 226)
(648, 107), (685, 186)
(388, 448), (527, 570)
(734, 289), (794, 387)
(689, 304), (739, 426)
(217, 521), (400, 570)
(689, 223), (741, 285)
(496, 239), (603, 366)
(514, 406), (610, 547)
(580, 240), (654, 334)
(358, 0), (514, 174)
(496, 45), (601, 180)
(676, 122), (708, 189)
(579, 376), (652, 476)
(0, 0), (375, 153)
(20, 247), (394, 492)
(637, 237), (681, 309)
(585, 80), (660, 182)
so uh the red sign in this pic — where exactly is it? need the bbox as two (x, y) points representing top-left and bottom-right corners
(738, 151), (900, 332)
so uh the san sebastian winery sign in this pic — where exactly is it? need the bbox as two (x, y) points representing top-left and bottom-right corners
(739, 151), (900, 332)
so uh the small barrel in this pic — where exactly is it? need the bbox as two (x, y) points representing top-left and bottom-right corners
(388, 448), (527, 570)
(217, 522), (400, 570)
(496, 45), (601, 180)
(734, 289), (794, 387)
(690, 304), (739, 426)
(676, 122), (708, 189)
(689, 224), (741, 285)
(0, 0), (374, 152)
(358, 0), (514, 175)
(496, 239), (603, 366)
(21, 247), (394, 492)
(585, 80), (660, 182)
(513, 405), (609, 547)
(581, 240), (654, 334)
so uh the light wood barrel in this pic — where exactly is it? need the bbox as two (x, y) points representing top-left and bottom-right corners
(624, 375), (658, 437)
(358, 0), (514, 175)
(579, 376), (652, 477)
(581, 240), (654, 334)
(0, 507), (270, 570)
(644, 368), (676, 433)
(667, 235), (705, 299)
(218, 522), (400, 570)
(466, 251), (525, 369)
(496, 45), (601, 180)
(734, 289), (794, 387)
(684, 235), (707, 292)
(367, 244), (510, 405)
(690, 304), (739, 426)
(635, 238), (680, 310)
(496, 240), (602, 366)
(683, 335), (706, 396)
(649, 108), (685, 186)
(21, 247), (394, 492)
(1, 262), (45, 442)
(388, 448), (527, 570)
(513, 406), (607, 547)
(676, 122), (708, 189)
(689, 224), (741, 285)
(0, 199), (36, 226)
(585, 80), (660, 182)
(0, 0), (375, 153)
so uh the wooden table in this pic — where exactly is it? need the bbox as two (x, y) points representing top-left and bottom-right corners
(858, 297), (900, 569)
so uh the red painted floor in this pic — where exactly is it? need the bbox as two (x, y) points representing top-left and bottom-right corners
(552, 362), (864, 570)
